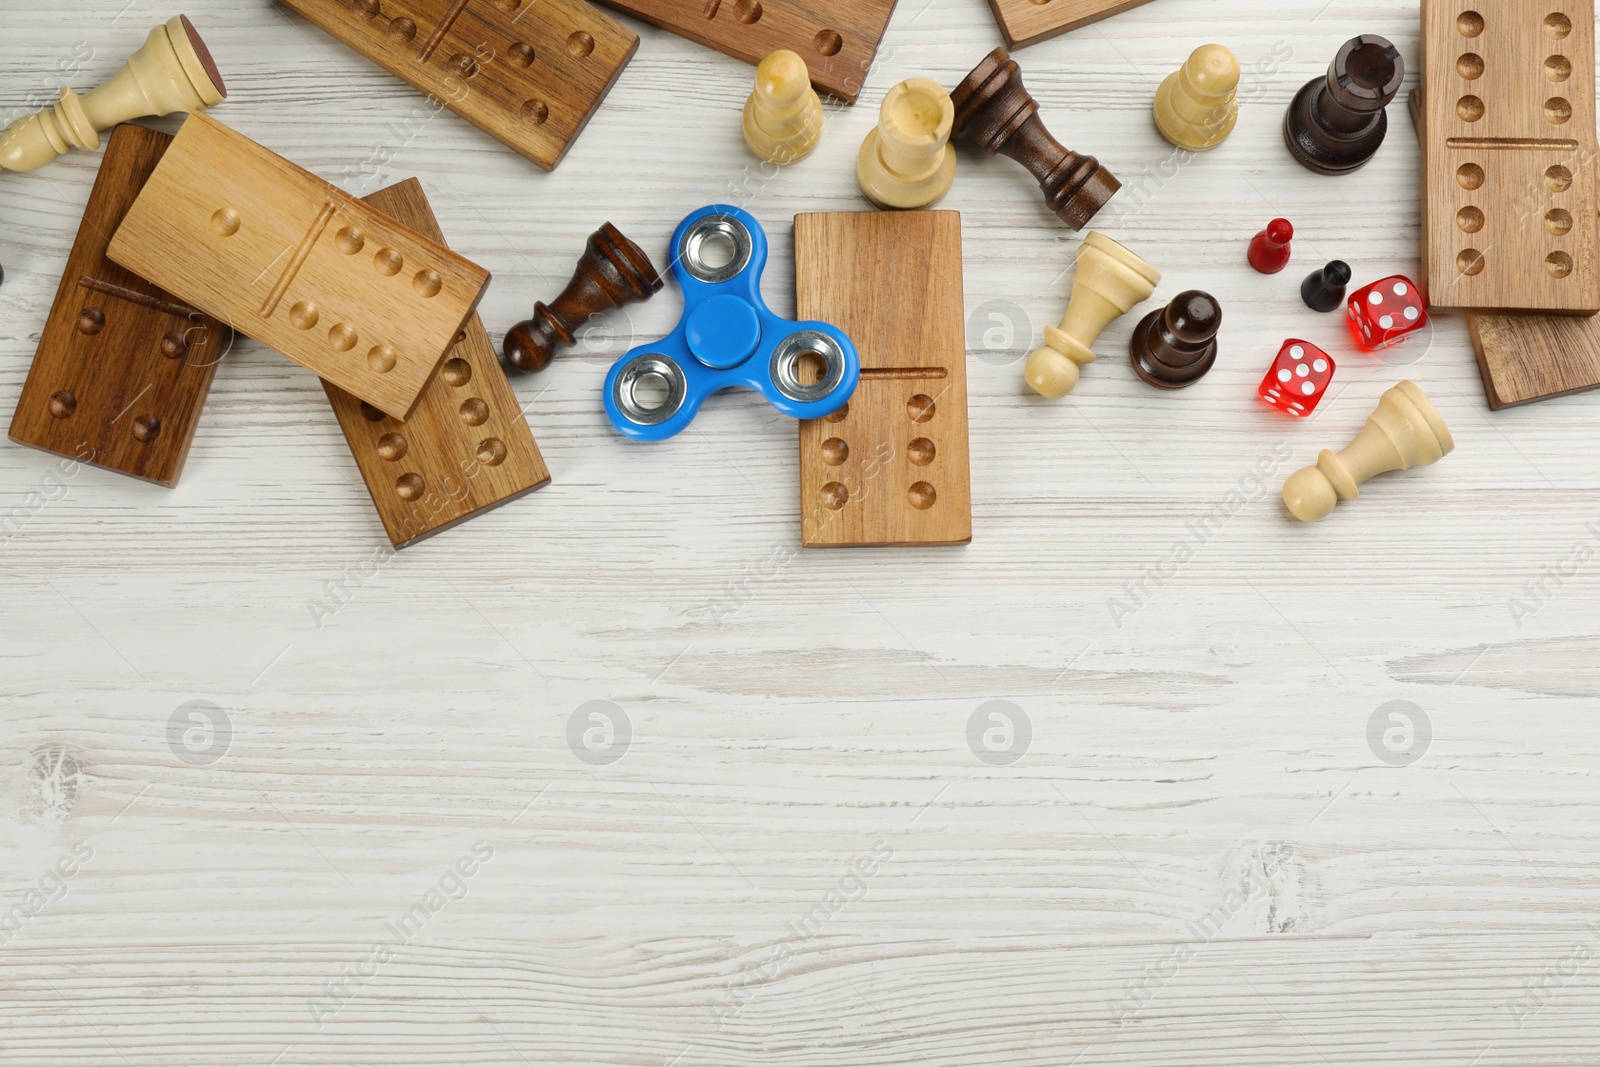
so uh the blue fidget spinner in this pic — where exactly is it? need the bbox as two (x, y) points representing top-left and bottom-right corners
(603, 205), (859, 441)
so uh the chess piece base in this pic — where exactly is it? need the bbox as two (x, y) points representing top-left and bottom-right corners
(856, 130), (957, 209)
(743, 94), (822, 164)
(1283, 76), (1388, 175)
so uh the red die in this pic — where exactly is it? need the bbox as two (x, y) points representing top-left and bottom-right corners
(1259, 339), (1335, 417)
(1347, 274), (1427, 351)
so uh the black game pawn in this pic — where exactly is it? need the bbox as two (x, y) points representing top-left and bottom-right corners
(1129, 290), (1221, 390)
(1284, 35), (1403, 175)
(1302, 261), (1353, 312)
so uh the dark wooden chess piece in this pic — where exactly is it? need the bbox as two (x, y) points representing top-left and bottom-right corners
(950, 47), (1120, 230)
(1284, 35), (1404, 175)
(1301, 260), (1353, 312)
(1129, 290), (1221, 389)
(503, 223), (663, 374)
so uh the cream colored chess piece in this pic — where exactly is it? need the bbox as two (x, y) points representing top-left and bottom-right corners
(1282, 381), (1454, 522)
(1026, 232), (1161, 399)
(742, 50), (823, 165)
(0, 16), (226, 174)
(1153, 44), (1239, 152)
(856, 78), (957, 209)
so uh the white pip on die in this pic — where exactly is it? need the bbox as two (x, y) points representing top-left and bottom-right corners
(1347, 274), (1428, 352)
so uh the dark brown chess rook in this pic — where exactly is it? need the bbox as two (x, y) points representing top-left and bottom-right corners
(1284, 35), (1404, 175)
(503, 223), (663, 374)
(950, 48), (1120, 230)
(1129, 290), (1221, 390)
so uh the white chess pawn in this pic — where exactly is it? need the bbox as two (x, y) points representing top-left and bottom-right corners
(1153, 44), (1240, 151)
(1282, 381), (1454, 521)
(742, 50), (823, 165)
(0, 15), (227, 174)
(1026, 232), (1161, 399)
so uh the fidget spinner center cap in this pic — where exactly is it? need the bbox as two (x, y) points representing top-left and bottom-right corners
(686, 294), (761, 369)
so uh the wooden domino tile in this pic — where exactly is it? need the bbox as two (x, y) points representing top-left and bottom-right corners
(1410, 87), (1600, 408)
(795, 210), (970, 547)
(107, 112), (490, 422)
(590, 0), (895, 103)
(277, 0), (637, 171)
(326, 178), (549, 548)
(985, 0), (1155, 50)
(1421, 0), (1600, 314)
(9, 124), (229, 488)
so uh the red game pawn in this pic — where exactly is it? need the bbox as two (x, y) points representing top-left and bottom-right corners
(1248, 218), (1294, 274)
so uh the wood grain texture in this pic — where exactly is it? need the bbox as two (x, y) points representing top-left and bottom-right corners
(985, 0), (1156, 50)
(589, 0), (896, 103)
(5, 4), (1600, 1066)
(107, 111), (490, 420)
(1410, 86), (1600, 408)
(7, 123), (228, 487)
(325, 178), (549, 548)
(1420, 0), (1600, 313)
(796, 210), (970, 546)
(275, 0), (637, 171)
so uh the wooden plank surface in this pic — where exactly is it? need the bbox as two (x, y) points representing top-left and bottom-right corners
(795, 210), (971, 546)
(325, 178), (549, 548)
(985, 0), (1157, 50)
(3, 4), (1600, 1066)
(1419, 0), (1600, 313)
(276, 0), (637, 171)
(107, 112), (490, 421)
(589, 0), (896, 103)
(7, 123), (228, 487)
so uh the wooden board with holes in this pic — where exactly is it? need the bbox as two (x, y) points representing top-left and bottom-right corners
(107, 112), (491, 422)
(276, 0), (636, 171)
(1420, 0), (1600, 314)
(325, 178), (549, 548)
(1410, 87), (1600, 408)
(795, 211), (969, 547)
(985, 0), (1155, 49)
(8, 124), (230, 488)
(589, 0), (893, 103)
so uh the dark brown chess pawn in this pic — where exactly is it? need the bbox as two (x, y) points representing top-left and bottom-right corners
(503, 223), (663, 374)
(1129, 290), (1221, 390)
(950, 48), (1120, 230)
(1284, 35), (1404, 175)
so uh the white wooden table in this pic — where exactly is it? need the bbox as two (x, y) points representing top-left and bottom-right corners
(3, 2), (1598, 1064)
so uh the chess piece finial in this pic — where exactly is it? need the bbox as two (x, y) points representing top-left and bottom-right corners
(857, 78), (957, 210)
(1025, 232), (1161, 399)
(1248, 219), (1294, 274)
(1153, 44), (1240, 151)
(742, 50), (824, 165)
(1284, 34), (1403, 175)
(503, 223), (663, 374)
(1282, 381), (1454, 521)
(0, 16), (226, 174)
(951, 47), (1120, 230)
(1129, 290), (1221, 389)
(1301, 260), (1352, 312)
